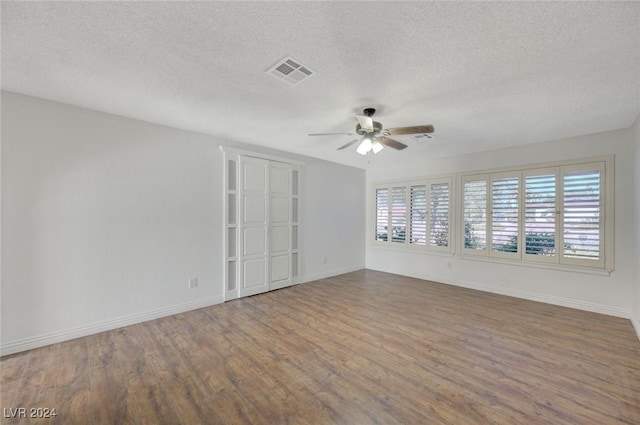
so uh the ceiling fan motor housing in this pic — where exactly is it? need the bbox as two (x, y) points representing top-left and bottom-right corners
(356, 121), (383, 135)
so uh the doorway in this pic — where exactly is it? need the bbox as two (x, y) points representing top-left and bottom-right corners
(222, 149), (300, 300)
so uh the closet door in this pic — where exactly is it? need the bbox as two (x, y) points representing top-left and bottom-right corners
(239, 156), (269, 297)
(269, 162), (293, 290)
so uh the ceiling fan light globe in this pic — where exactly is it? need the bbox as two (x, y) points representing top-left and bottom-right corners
(357, 138), (373, 155)
(372, 141), (384, 154)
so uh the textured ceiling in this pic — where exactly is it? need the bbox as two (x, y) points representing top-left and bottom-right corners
(3, 1), (640, 169)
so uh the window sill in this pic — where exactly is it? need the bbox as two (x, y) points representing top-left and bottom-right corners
(370, 242), (454, 258)
(458, 254), (611, 276)
(370, 243), (612, 276)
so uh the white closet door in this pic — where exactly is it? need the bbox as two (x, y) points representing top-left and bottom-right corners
(269, 162), (293, 290)
(239, 156), (269, 297)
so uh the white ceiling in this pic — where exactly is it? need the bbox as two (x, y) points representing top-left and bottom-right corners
(3, 1), (640, 169)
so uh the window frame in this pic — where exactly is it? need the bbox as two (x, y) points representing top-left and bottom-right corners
(373, 176), (454, 254)
(372, 156), (613, 273)
(457, 156), (613, 272)
(460, 171), (523, 260)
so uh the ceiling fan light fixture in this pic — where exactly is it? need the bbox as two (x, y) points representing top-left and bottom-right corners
(371, 140), (384, 154)
(356, 138), (373, 155)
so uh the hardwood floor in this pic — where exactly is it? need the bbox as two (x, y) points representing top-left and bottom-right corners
(2, 269), (639, 424)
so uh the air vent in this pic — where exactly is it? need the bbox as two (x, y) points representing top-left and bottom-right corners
(411, 133), (434, 141)
(267, 56), (314, 85)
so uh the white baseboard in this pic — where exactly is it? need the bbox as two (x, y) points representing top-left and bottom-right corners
(1, 295), (224, 356)
(632, 316), (640, 342)
(366, 266), (631, 319)
(301, 264), (365, 284)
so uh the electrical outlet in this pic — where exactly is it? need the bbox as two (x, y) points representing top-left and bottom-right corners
(188, 278), (198, 288)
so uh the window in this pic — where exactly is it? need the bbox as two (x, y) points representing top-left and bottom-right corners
(561, 163), (605, 268)
(460, 158), (611, 270)
(463, 177), (487, 251)
(410, 185), (427, 245)
(429, 181), (450, 248)
(375, 177), (452, 252)
(375, 188), (388, 242)
(373, 156), (612, 271)
(390, 187), (407, 243)
(491, 173), (520, 257)
(524, 169), (557, 260)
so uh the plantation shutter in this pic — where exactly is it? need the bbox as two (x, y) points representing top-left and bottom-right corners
(462, 177), (488, 253)
(491, 173), (520, 257)
(391, 186), (407, 243)
(410, 185), (427, 245)
(375, 188), (389, 242)
(561, 163), (604, 267)
(429, 182), (450, 248)
(523, 168), (558, 262)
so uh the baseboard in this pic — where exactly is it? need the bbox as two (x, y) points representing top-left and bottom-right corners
(449, 277), (630, 318)
(632, 316), (640, 341)
(0, 295), (224, 356)
(301, 264), (365, 284)
(366, 266), (630, 319)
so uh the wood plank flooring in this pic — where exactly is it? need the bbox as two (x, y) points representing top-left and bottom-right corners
(2, 269), (639, 424)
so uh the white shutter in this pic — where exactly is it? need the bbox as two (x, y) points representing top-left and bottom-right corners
(490, 173), (520, 258)
(429, 181), (450, 249)
(375, 187), (389, 242)
(462, 176), (488, 254)
(410, 185), (427, 245)
(523, 168), (558, 263)
(391, 186), (407, 244)
(561, 163), (604, 267)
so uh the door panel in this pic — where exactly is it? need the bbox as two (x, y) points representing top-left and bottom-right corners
(270, 226), (289, 252)
(269, 163), (294, 290)
(244, 196), (266, 223)
(270, 167), (290, 194)
(244, 162), (267, 191)
(243, 258), (266, 289)
(270, 197), (289, 223)
(237, 157), (297, 298)
(243, 227), (265, 256)
(270, 254), (291, 289)
(239, 156), (269, 297)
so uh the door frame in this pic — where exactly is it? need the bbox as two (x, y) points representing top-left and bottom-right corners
(220, 146), (304, 301)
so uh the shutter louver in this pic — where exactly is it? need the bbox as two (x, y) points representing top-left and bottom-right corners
(375, 188), (388, 241)
(563, 171), (601, 260)
(429, 182), (449, 247)
(491, 176), (519, 253)
(525, 174), (557, 256)
(410, 186), (427, 245)
(391, 187), (407, 243)
(463, 180), (487, 250)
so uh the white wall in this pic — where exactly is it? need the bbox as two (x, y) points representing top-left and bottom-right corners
(1, 91), (365, 354)
(302, 161), (366, 281)
(367, 128), (638, 320)
(632, 115), (640, 338)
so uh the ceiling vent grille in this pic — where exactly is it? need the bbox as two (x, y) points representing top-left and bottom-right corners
(411, 133), (434, 141)
(268, 56), (314, 85)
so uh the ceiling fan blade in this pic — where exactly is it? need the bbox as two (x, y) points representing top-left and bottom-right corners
(356, 114), (374, 132)
(384, 125), (434, 136)
(337, 138), (360, 150)
(308, 132), (354, 136)
(378, 136), (408, 150)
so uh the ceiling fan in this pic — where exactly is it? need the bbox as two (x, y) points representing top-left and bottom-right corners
(308, 108), (434, 155)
